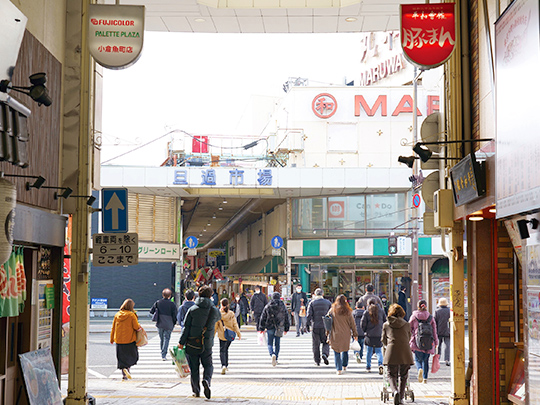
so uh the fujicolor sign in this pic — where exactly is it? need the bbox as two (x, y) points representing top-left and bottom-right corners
(88, 4), (145, 69)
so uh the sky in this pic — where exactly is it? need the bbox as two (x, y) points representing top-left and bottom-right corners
(100, 31), (367, 167)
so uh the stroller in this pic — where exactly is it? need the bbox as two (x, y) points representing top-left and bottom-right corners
(380, 364), (415, 403)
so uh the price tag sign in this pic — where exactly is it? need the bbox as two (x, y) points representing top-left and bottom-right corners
(92, 232), (138, 267)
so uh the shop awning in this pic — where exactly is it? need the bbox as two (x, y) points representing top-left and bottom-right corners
(225, 256), (277, 276)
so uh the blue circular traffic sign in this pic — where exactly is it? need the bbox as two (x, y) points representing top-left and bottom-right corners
(412, 193), (421, 208)
(186, 236), (199, 249)
(271, 235), (284, 249)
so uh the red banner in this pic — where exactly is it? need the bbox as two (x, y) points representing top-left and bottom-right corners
(400, 3), (456, 69)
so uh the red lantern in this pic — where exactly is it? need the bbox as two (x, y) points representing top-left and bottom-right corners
(400, 3), (456, 69)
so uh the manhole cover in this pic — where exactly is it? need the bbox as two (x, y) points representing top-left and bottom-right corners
(138, 382), (179, 389)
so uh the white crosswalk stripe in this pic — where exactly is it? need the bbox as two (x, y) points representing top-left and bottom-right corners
(108, 330), (383, 381)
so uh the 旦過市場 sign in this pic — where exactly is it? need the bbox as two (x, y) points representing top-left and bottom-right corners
(400, 3), (456, 69)
(88, 4), (145, 69)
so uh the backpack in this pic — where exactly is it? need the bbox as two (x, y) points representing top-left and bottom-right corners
(416, 315), (434, 351)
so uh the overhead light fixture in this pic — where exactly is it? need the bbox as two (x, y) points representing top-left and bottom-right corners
(194, 18), (206, 22)
(0, 72), (53, 107)
(517, 218), (539, 240)
(398, 156), (417, 168)
(3, 174), (46, 189)
(489, 207), (496, 214)
(203, 228), (207, 232)
(212, 213), (216, 219)
(26, 181), (72, 199)
(413, 143), (433, 162)
(207, 222), (211, 226)
(468, 215), (484, 222)
(53, 187), (73, 199)
(223, 198), (227, 204)
(70, 194), (97, 206)
(218, 205), (223, 210)
(345, 17), (357, 22)
(199, 233), (202, 237)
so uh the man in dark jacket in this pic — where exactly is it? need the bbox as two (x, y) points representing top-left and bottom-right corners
(434, 297), (451, 366)
(259, 292), (290, 366)
(178, 285), (221, 399)
(306, 288), (331, 366)
(150, 288), (178, 361)
(177, 289), (196, 328)
(291, 284), (308, 336)
(250, 286), (268, 330)
(239, 292), (250, 326)
(398, 285), (409, 321)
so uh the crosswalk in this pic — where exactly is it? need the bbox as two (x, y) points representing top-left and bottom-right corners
(107, 330), (387, 382)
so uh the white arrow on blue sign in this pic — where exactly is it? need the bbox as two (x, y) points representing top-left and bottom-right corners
(271, 235), (284, 249)
(102, 188), (128, 233)
(186, 236), (199, 249)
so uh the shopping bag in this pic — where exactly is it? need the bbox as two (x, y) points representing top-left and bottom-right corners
(350, 339), (361, 352)
(322, 313), (333, 334)
(170, 347), (190, 378)
(431, 353), (441, 374)
(257, 331), (267, 346)
(135, 327), (148, 347)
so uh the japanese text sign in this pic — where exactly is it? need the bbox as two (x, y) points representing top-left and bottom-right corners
(449, 153), (486, 206)
(88, 4), (145, 69)
(400, 3), (456, 69)
(138, 242), (181, 262)
(92, 232), (139, 267)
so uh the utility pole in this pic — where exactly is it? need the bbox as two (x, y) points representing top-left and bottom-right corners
(411, 67), (420, 312)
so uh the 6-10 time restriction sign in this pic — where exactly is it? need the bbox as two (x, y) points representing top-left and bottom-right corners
(92, 232), (139, 267)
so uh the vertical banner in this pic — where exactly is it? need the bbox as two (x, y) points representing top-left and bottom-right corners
(61, 216), (72, 374)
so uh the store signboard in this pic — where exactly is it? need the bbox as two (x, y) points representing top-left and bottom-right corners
(449, 153), (486, 206)
(19, 348), (62, 405)
(138, 242), (181, 261)
(495, 0), (540, 218)
(400, 3), (456, 69)
(88, 4), (145, 69)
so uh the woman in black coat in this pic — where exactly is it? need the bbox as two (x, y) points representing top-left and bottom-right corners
(360, 298), (387, 374)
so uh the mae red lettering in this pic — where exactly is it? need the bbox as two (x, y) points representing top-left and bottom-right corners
(354, 95), (387, 117)
(392, 95), (422, 116)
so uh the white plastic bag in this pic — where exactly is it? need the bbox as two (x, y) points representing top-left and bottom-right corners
(257, 331), (267, 346)
(350, 339), (361, 352)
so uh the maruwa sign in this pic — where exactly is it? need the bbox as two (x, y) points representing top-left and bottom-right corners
(88, 4), (145, 69)
(400, 3), (456, 69)
(312, 93), (439, 119)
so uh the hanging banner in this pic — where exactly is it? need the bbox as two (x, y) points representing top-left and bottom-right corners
(0, 178), (16, 264)
(400, 3), (456, 69)
(88, 4), (145, 69)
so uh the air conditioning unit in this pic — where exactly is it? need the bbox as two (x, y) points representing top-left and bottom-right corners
(434, 189), (454, 228)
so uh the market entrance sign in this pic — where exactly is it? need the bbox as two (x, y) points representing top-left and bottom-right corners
(88, 4), (145, 69)
(400, 3), (456, 69)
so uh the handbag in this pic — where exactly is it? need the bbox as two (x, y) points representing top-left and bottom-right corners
(151, 301), (159, 322)
(365, 335), (383, 348)
(135, 327), (148, 347)
(170, 347), (190, 378)
(322, 313), (333, 333)
(185, 327), (207, 355)
(299, 305), (306, 317)
(222, 320), (236, 342)
(431, 353), (441, 373)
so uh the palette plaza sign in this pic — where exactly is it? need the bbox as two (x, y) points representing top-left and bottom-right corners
(88, 4), (145, 69)
(400, 3), (456, 69)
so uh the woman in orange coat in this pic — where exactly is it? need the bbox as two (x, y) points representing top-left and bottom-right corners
(110, 298), (142, 380)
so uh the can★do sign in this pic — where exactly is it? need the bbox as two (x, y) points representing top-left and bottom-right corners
(88, 4), (145, 69)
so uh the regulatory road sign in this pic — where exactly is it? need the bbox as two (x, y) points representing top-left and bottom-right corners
(187, 248), (197, 256)
(102, 188), (128, 233)
(186, 236), (199, 249)
(272, 248), (281, 256)
(412, 193), (421, 208)
(92, 232), (138, 267)
(271, 235), (283, 249)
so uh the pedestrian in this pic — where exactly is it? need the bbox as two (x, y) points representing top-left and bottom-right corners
(178, 285), (221, 399)
(382, 304), (414, 405)
(220, 288), (229, 300)
(361, 298), (386, 374)
(398, 285), (409, 321)
(212, 288), (219, 307)
(291, 283), (308, 336)
(327, 294), (358, 375)
(215, 298), (241, 375)
(409, 299), (438, 384)
(239, 292), (250, 326)
(177, 289), (196, 328)
(381, 294), (390, 315)
(357, 283), (384, 309)
(259, 292), (290, 366)
(250, 286), (268, 330)
(230, 295), (242, 327)
(110, 298), (142, 380)
(149, 288), (178, 361)
(434, 297), (451, 366)
(352, 301), (365, 364)
(306, 288), (332, 366)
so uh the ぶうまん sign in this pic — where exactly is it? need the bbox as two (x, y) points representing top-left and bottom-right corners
(88, 4), (145, 69)
(400, 3), (456, 69)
